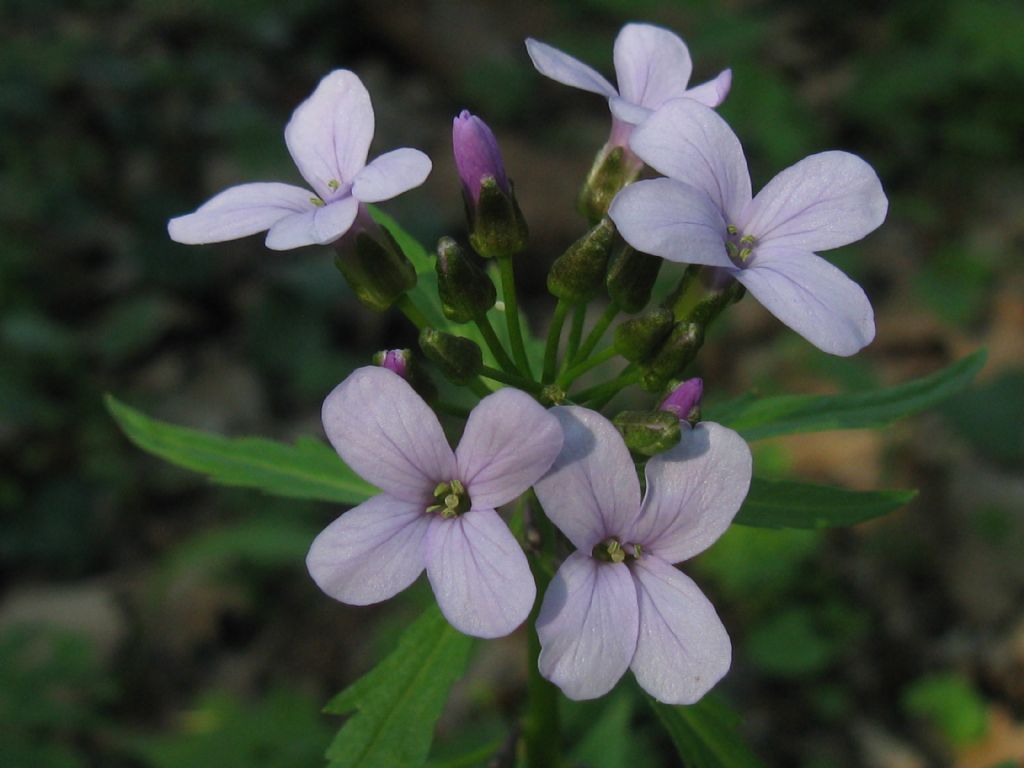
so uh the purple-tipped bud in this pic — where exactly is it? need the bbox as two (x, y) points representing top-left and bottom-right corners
(660, 377), (704, 423)
(453, 110), (509, 204)
(373, 349), (409, 379)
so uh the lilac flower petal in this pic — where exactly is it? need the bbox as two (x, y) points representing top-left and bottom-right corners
(735, 245), (875, 356)
(613, 23), (693, 110)
(322, 366), (455, 503)
(455, 388), (563, 511)
(683, 68), (733, 108)
(263, 196), (359, 250)
(608, 96), (652, 126)
(306, 493), (429, 605)
(168, 182), (315, 245)
(609, 178), (732, 268)
(424, 508), (536, 638)
(633, 422), (751, 563)
(537, 552), (639, 700)
(630, 556), (731, 704)
(525, 38), (617, 98)
(629, 98), (751, 221)
(534, 407), (641, 552)
(742, 151), (888, 251)
(352, 148), (432, 204)
(285, 70), (374, 199)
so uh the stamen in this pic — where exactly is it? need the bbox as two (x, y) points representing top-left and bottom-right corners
(327, 179), (340, 191)
(310, 196), (325, 207)
(429, 479), (472, 518)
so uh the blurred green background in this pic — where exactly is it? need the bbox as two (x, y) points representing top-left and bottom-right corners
(2, 0), (1022, 766)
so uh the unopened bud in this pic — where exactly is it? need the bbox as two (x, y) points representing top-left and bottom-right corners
(578, 144), (643, 224)
(613, 308), (675, 363)
(453, 110), (509, 204)
(435, 236), (497, 323)
(418, 328), (483, 385)
(547, 217), (616, 304)
(372, 349), (409, 378)
(660, 377), (703, 425)
(612, 410), (681, 456)
(606, 244), (662, 313)
(453, 111), (527, 259)
(333, 211), (416, 311)
(641, 322), (703, 391)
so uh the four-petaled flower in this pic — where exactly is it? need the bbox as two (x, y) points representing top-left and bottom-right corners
(168, 70), (431, 251)
(307, 366), (563, 638)
(533, 406), (751, 703)
(526, 23), (731, 152)
(609, 98), (888, 356)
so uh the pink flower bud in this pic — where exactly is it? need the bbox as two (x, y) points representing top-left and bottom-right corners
(373, 349), (409, 379)
(659, 377), (703, 421)
(452, 110), (509, 204)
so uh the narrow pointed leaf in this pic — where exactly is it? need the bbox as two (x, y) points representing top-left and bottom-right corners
(324, 605), (474, 768)
(706, 349), (985, 441)
(648, 694), (764, 768)
(737, 478), (916, 529)
(106, 395), (376, 504)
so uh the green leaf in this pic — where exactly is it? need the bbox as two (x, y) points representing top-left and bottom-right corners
(736, 478), (916, 529)
(105, 395), (375, 505)
(648, 694), (764, 768)
(324, 605), (473, 768)
(707, 349), (986, 441)
(902, 673), (989, 747)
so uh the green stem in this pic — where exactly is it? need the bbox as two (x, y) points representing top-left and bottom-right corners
(468, 377), (493, 399)
(564, 304), (586, 368)
(574, 368), (642, 406)
(570, 302), (619, 367)
(542, 299), (570, 384)
(497, 255), (534, 379)
(475, 314), (520, 375)
(523, 497), (561, 768)
(557, 345), (618, 388)
(479, 365), (540, 392)
(396, 294), (429, 329)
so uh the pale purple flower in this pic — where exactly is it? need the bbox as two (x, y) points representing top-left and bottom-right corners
(534, 406), (751, 703)
(307, 366), (563, 638)
(452, 110), (509, 204)
(525, 23), (731, 153)
(660, 377), (703, 420)
(609, 99), (888, 356)
(168, 70), (431, 251)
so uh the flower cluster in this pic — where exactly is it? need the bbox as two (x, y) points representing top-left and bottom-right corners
(167, 21), (887, 705)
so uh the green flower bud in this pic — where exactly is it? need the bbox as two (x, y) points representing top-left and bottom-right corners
(333, 223), (416, 311)
(613, 308), (675, 363)
(467, 176), (529, 259)
(435, 237), (497, 323)
(612, 410), (682, 457)
(578, 145), (643, 225)
(547, 217), (616, 304)
(640, 321), (703, 391)
(606, 244), (662, 313)
(418, 328), (483, 385)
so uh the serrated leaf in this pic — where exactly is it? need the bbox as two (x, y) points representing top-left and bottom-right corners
(324, 606), (473, 768)
(736, 478), (916, 529)
(106, 395), (375, 505)
(707, 349), (986, 441)
(648, 694), (764, 768)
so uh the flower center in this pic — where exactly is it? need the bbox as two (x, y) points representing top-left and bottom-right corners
(725, 225), (757, 268)
(426, 479), (472, 519)
(592, 537), (643, 563)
